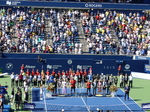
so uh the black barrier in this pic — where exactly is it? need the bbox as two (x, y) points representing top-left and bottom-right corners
(24, 103), (35, 110)
(142, 103), (150, 110)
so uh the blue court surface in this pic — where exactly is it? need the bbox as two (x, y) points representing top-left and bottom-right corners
(32, 88), (145, 112)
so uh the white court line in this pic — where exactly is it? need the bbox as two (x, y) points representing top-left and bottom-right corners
(31, 87), (32, 112)
(50, 96), (99, 98)
(81, 97), (91, 112)
(129, 97), (146, 112)
(117, 96), (132, 112)
(120, 89), (146, 112)
(43, 88), (48, 112)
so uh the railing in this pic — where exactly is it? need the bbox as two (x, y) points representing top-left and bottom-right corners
(0, 0), (145, 3)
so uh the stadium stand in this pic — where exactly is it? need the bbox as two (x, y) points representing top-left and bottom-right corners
(0, 8), (83, 54)
(81, 10), (150, 56)
(0, 2), (150, 56)
(1, 0), (150, 112)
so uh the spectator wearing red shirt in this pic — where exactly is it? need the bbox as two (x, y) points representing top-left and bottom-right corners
(68, 68), (72, 75)
(46, 69), (50, 76)
(36, 69), (40, 76)
(76, 70), (80, 76)
(45, 45), (49, 53)
(86, 80), (91, 95)
(21, 64), (25, 72)
(31, 69), (35, 77)
(70, 78), (76, 94)
(26, 69), (30, 76)
(32, 47), (36, 53)
(19, 74), (23, 87)
(62, 70), (65, 76)
(88, 67), (92, 75)
(52, 69), (55, 76)
(118, 65), (122, 75)
(57, 71), (61, 77)
(95, 14), (100, 20)
(79, 69), (83, 76)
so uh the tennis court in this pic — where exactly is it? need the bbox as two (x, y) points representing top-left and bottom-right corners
(32, 88), (145, 112)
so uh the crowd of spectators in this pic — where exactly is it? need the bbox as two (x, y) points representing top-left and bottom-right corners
(1, 7), (150, 56)
(81, 10), (150, 56)
(0, 8), (82, 54)
(81, 11), (116, 54)
(49, 10), (82, 54)
(0, 8), (47, 53)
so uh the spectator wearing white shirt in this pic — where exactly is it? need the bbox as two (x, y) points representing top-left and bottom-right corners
(10, 72), (15, 87)
(129, 74), (133, 88)
(46, 74), (50, 85)
(24, 86), (29, 103)
(15, 74), (19, 87)
(37, 75), (41, 87)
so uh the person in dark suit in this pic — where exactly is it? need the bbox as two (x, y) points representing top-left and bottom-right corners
(52, 78), (58, 95)
(124, 84), (130, 101)
(124, 73), (128, 87)
(92, 79), (97, 95)
(15, 92), (21, 110)
(106, 80), (112, 95)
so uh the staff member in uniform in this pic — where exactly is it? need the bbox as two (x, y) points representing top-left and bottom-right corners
(70, 78), (76, 94)
(86, 80), (91, 95)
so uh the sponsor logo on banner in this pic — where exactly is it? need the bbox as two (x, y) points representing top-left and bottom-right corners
(6, 1), (21, 5)
(85, 3), (102, 8)
(47, 65), (52, 69)
(6, 1), (11, 5)
(142, 103), (150, 109)
(77, 65), (82, 69)
(77, 65), (92, 69)
(25, 65), (36, 69)
(145, 64), (150, 73)
(125, 64), (130, 70)
(24, 103), (35, 110)
(6, 63), (13, 70)
(67, 59), (72, 65)
(47, 65), (62, 69)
